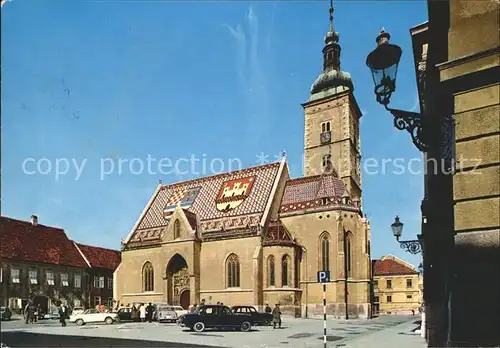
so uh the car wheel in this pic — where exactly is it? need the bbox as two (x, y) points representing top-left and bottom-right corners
(75, 319), (84, 326)
(193, 322), (205, 332)
(105, 317), (114, 325)
(240, 321), (251, 332)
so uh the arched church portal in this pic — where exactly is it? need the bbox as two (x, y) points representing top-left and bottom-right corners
(166, 254), (189, 307)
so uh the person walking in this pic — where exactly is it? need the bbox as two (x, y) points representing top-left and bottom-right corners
(131, 304), (138, 322)
(58, 303), (68, 327)
(146, 303), (154, 323)
(265, 303), (272, 314)
(139, 303), (146, 322)
(272, 303), (282, 329)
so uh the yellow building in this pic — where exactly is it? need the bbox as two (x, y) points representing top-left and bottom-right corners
(114, 5), (372, 318)
(372, 255), (421, 315)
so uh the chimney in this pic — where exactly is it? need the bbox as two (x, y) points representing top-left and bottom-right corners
(31, 215), (38, 226)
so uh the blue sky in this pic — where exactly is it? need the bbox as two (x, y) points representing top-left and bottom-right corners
(2, 0), (427, 267)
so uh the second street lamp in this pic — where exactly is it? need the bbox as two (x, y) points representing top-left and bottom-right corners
(391, 216), (423, 255)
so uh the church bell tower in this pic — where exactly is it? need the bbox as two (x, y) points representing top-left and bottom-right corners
(302, 1), (362, 201)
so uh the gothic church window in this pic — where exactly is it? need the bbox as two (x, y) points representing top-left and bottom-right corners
(321, 122), (331, 133)
(281, 255), (291, 287)
(226, 254), (240, 288)
(320, 232), (330, 271)
(173, 219), (180, 239)
(268, 255), (275, 287)
(142, 262), (154, 292)
(346, 233), (352, 278)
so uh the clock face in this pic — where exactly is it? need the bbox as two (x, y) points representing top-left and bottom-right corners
(321, 131), (331, 143)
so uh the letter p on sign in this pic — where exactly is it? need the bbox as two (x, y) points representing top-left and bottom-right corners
(317, 270), (330, 283)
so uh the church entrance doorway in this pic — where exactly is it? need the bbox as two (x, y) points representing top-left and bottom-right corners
(179, 290), (190, 310)
(166, 254), (189, 306)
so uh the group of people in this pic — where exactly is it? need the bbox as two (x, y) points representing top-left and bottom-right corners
(265, 303), (282, 329)
(23, 302), (41, 324)
(129, 303), (155, 322)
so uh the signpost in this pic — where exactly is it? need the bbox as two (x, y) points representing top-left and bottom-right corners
(317, 270), (330, 348)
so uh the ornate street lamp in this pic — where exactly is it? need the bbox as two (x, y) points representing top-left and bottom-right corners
(391, 216), (423, 254)
(366, 29), (428, 152)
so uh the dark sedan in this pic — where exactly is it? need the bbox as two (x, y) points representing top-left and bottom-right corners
(116, 307), (133, 322)
(231, 306), (273, 326)
(178, 305), (253, 332)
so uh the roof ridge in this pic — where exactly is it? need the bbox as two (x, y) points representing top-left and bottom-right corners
(0, 216), (65, 231)
(161, 161), (282, 189)
(74, 241), (120, 253)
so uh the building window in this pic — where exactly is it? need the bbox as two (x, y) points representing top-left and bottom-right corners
(387, 296), (392, 303)
(142, 262), (154, 292)
(346, 234), (352, 278)
(322, 154), (332, 170)
(282, 254), (291, 287)
(386, 279), (392, 289)
(406, 294), (413, 301)
(374, 296), (379, 303)
(60, 273), (69, 287)
(373, 280), (378, 288)
(74, 274), (81, 288)
(94, 276), (104, 289)
(29, 270), (38, 284)
(173, 219), (180, 239)
(226, 253), (240, 288)
(321, 121), (331, 133)
(94, 296), (101, 306)
(46, 271), (55, 285)
(268, 255), (275, 287)
(10, 268), (20, 284)
(320, 232), (330, 271)
(107, 277), (113, 289)
(406, 279), (412, 288)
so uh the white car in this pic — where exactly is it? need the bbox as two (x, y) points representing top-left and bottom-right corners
(172, 306), (188, 317)
(69, 309), (118, 326)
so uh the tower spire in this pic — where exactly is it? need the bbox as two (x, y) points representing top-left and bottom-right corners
(329, 0), (334, 31)
(323, 0), (341, 72)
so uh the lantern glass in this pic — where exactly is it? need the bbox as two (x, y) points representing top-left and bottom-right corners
(391, 215), (404, 238)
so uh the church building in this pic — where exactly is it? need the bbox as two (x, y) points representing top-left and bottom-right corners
(114, 4), (372, 319)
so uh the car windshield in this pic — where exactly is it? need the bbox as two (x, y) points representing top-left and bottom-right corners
(158, 306), (173, 311)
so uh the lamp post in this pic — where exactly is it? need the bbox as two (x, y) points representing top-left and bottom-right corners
(391, 216), (423, 255)
(366, 29), (429, 152)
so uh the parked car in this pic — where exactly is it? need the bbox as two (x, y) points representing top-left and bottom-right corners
(69, 309), (119, 326)
(0, 307), (12, 321)
(71, 307), (85, 315)
(231, 305), (273, 326)
(43, 309), (60, 320)
(116, 307), (133, 322)
(156, 305), (178, 323)
(178, 305), (253, 332)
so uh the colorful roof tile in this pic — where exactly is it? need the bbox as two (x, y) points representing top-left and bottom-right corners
(0, 217), (87, 268)
(372, 255), (417, 276)
(126, 161), (283, 243)
(74, 243), (121, 271)
(280, 174), (347, 213)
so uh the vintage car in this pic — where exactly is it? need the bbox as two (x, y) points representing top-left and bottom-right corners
(178, 305), (253, 332)
(69, 308), (119, 326)
(116, 307), (133, 321)
(156, 305), (179, 323)
(0, 307), (12, 321)
(231, 305), (273, 326)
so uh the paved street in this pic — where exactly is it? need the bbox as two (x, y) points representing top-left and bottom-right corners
(1, 315), (425, 348)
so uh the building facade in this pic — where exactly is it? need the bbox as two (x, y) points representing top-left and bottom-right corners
(115, 5), (372, 319)
(0, 216), (121, 312)
(407, 0), (499, 346)
(0, 216), (88, 312)
(372, 255), (421, 315)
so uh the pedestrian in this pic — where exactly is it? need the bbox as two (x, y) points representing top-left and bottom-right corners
(131, 304), (138, 322)
(58, 303), (68, 327)
(272, 303), (282, 329)
(265, 303), (272, 314)
(146, 303), (154, 323)
(139, 303), (146, 322)
(190, 303), (197, 313)
(24, 302), (33, 324)
(411, 309), (415, 316)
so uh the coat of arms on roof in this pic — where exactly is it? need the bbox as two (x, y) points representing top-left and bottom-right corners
(179, 187), (200, 208)
(215, 176), (255, 212)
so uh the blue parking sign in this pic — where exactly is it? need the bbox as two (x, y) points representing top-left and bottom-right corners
(317, 270), (330, 283)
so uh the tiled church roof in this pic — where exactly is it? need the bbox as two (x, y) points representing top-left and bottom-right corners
(372, 255), (417, 276)
(280, 174), (347, 213)
(126, 161), (283, 243)
(74, 243), (121, 271)
(0, 217), (88, 268)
